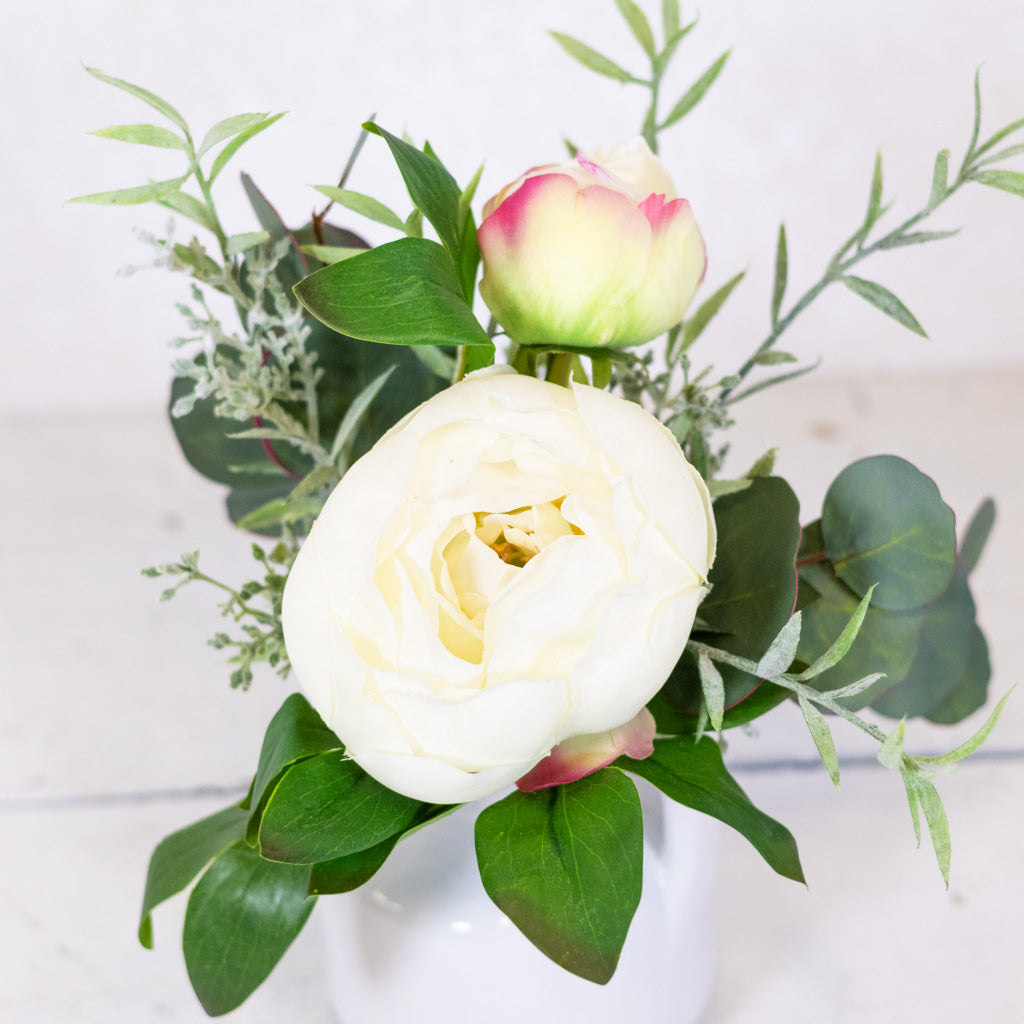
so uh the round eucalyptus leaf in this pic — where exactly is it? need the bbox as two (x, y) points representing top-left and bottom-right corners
(822, 455), (955, 611)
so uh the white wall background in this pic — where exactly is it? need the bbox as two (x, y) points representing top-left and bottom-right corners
(7, 0), (1024, 415)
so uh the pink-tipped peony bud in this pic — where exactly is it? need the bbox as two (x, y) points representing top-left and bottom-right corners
(478, 138), (706, 349)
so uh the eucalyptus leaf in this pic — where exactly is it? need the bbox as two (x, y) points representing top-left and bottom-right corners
(628, 737), (805, 883)
(841, 276), (928, 337)
(549, 32), (635, 83)
(89, 122), (186, 149)
(183, 845), (315, 1016)
(138, 804), (248, 948)
(475, 769), (643, 984)
(660, 51), (730, 129)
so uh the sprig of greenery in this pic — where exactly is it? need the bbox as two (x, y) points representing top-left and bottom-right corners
(142, 540), (297, 690)
(551, 0), (729, 154)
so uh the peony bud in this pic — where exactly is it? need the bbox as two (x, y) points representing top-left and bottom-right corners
(478, 137), (706, 349)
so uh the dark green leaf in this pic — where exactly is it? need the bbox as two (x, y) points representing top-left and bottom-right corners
(258, 752), (425, 863)
(294, 237), (490, 348)
(958, 497), (996, 575)
(209, 112), (286, 184)
(822, 455), (956, 610)
(184, 845), (315, 1016)
(628, 738), (805, 883)
(89, 123), (186, 150)
(680, 270), (745, 353)
(842, 276), (928, 337)
(660, 51), (730, 129)
(549, 32), (636, 83)
(198, 113), (272, 158)
(139, 804), (248, 948)
(615, 0), (656, 58)
(651, 478), (800, 731)
(972, 169), (1024, 198)
(68, 175), (189, 206)
(771, 223), (787, 327)
(85, 66), (189, 133)
(475, 769), (643, 984)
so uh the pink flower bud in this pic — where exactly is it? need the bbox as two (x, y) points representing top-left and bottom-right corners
(478, 138), (706, 349)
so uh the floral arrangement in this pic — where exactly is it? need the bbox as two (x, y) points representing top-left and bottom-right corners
(74, 1), (1022, 1016)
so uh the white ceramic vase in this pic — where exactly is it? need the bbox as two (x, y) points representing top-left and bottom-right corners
(320, 779), (718, 1024)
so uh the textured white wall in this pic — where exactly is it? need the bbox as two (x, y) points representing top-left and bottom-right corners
(7, 0), (1024, 414)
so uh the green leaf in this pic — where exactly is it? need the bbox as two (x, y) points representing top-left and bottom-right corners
(615, 0), (657, 58)
(958, 497), (996, 576)
(299, 244), (364, 265)
(921, 680), (1011, 756)
(258, 752), (425, 863)
(628, 737), (805, 883)
(975, 141), (1024, 167)
(680, 271), (745, 353)
(475, 769), (643, 984)
(661, 0), (681, 40)
(974, 115), (1024, 160)
(294, 237), (491, 348)
(660, 51), (730, 129)
(138, 804), (248, 948)
(876, 229), (961, 250)
(226, 230), (271, 255)
(876, 718), (906, 773)
(747, 448), (778, 478)
(158, 190), (217, 233)
(771, 223), (787, 328)
(841, 276), (928, 337)
(549, 32), (636, 83)
(183, 845), (315, 1016)
(798, 696), (840, 787)
(863, 150), (884, 233)
(198, 112), (272, 158)
(752, 350), (798, 366)
(67, 175), (189, 206)
(85, 66), (189, 133)
(654, 18), (698, 75)
(247, 693), (343, 840)
(89, 122), (186, 149)
(796, 586), (875, 680)
(928, 149), (950, 209)
(234, 495), (323, 531)
(822, 455), (956, 610)
(697, 653), (724, 732)
(756, 613), (802, 679)
(907, 776), (951, 886)
(651, 478), (801, 731)
(965, 68), (983, 166)
(328, 365), (395, 466)
(312, 185), (407, 232)
(972, 169), (1024, 198)
(209, 112), (286, 184)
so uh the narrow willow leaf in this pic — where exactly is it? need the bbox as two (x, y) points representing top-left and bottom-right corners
(876, 719), (906, 773)
(654, 19), (698, 75)
(966, 68), (983, 165)
(975, 141), (1024, 167)
(183, 846), (314, 1016)
(410, 344), (457, 379)
(89, 123), (186, 150)
(756, 613), (802, 679)
(974, 115), (1024, 160)
(797, 695), (840, 787)
(876, 229), (960, 250)
(615, 0), (657, 58)
(198, 112), (272, 158)
(958, 497), (996, 575)
(287, 465), (339, 503)
(661, 0), (681, 40)
(823, 672), (886, 701)
(863, 151), (883, 232)
(747, 448), (777, 478)
(226, 230), (270, 255)
(680, 270), (745, 352)
(910, 776), (951, 886)
(726, 358), (821, 403)
(235, 495), (323, 531)
(85, 66), (189, 133)
(158, 190), (217, 232)
(208, 111), (286, 184)
(458, 162), (485, 232)
(972, 169), (1024, 198)
(842, 276), (928, 337)
(796, 586), (876, 680)
(904, 771), (923, 844)
(753, 350), (798, 366)
(138, 805), (248, 948)
(299, 244), (365, 265)
(329, 366), (395, 465)
(312, 185), (407, 232)
(549, 32), (635, 83)
(475, 770), (643, 984)
(771, 223), (787, 327)
(68, 174), (189, 206)
(706, 478), (752, 499)
(917, 686), (1014, 767)
(697, 652), (725, 731)
(928, 149), (950, 209)
(660, 50), (731, 129)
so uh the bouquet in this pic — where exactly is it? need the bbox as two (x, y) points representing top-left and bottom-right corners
(72, 1), (1021, 1016)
